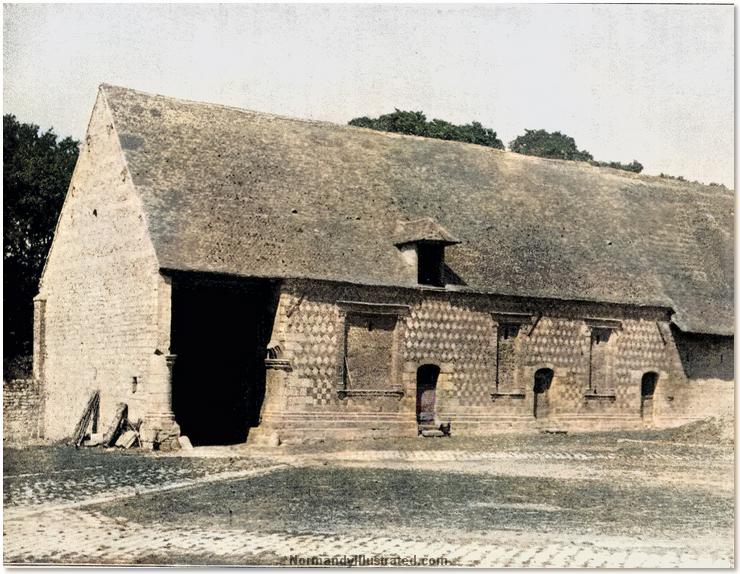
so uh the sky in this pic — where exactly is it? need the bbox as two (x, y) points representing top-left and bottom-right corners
(3, 3), (734, 186)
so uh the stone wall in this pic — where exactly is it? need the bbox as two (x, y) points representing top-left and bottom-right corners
(35, 90), (162, 440)
(253, 279), (731, 443)
(656, 330), (734, 426)
(4, 379), (43, 443)
(672, 330), (734, 382)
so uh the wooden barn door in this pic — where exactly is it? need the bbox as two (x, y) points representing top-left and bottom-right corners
(416, 365), (440, 424)
(641, 372), (658, 421)
(533, 368), (554, 419)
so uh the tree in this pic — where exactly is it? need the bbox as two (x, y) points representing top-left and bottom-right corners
(589, 159), (644, 174)
(510, 129), (644, 173)
(349, 109), (504, 149)
(509, 129), (593, 161)
(349, 110), (427, 136)
(4, 114), (79, 375)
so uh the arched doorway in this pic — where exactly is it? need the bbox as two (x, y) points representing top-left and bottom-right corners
(416, 364), (440, 425)
(533, 368), (554, 419)
(641, 372), (659, 419)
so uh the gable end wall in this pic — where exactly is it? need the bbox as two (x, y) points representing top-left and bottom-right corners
(37, 91), (160, 440)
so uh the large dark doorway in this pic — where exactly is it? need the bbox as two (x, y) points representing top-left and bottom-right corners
(416, 364), (440, 425)
(533, 368), (554, 419)
(170, 274), (278, 446)
(641, 372), (658, 419)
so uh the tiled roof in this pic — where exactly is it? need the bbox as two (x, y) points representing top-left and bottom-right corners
(101, 85), (734, 336)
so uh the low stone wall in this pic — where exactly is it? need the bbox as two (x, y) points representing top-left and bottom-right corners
(4, 379), (43, 443)
(654, 378), (734, 427)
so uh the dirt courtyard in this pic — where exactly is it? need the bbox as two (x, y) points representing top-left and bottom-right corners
(3, 420), (734, 567)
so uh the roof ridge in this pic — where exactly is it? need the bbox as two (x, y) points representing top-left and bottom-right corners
(100, 83), (734, 193)
(100, 83), (354, 130)
(100, 84), (511, 154)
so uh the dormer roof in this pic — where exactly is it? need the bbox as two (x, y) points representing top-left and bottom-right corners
(393, 218), (461, 247)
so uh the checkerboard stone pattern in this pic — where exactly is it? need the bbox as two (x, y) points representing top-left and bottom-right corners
(403, 298), (495, 408)
(283, 293), (341, 407)
(521, 318), (591, 414)
(614, 320), (670, 409)
(523, 317), (589, 372)
(274, 284), (676, 424)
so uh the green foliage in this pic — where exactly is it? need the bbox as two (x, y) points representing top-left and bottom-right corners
(659, 172), (723, 187)
(349, 109), (504, 149)
(509, 129), (593, 162)
(589, 159), (644, 174)
(4, 114), (79, 368)
(659, 173), (687, 181)
(510, 129), (646, 174)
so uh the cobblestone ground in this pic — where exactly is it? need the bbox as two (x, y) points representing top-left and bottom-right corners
(4, 507), (731, 567)
(3, 441), (734, 567)
(4, 452), (278, 509)
(316, 447), (734, 463)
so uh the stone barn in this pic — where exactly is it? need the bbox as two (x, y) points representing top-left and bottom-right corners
(33, 85), (733, 449)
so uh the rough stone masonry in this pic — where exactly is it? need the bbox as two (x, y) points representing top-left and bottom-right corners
(30, 84), (733, 449)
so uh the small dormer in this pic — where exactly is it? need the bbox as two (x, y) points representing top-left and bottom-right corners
(394, 218), (461, 287)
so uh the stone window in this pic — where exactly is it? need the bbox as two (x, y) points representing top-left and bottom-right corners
(499, 323), (520, 340)
(496, 323), (520, 389)
(337, 301), (409, 398)
(589, 328), (612, 391)
(491, 312), (531, 393)
(393, 218), (461, 288)
(417, 244), (444, 287)
(344, 313), (397, 390)
(585, 319), (621, 392)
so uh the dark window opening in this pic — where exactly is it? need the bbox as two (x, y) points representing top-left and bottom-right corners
(171, 276), (278, 446)
(417, 244), (444, 286)
(500, 324), (520, 340)
(591, 328), (612, 345)
(641, 372), (658, 397)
